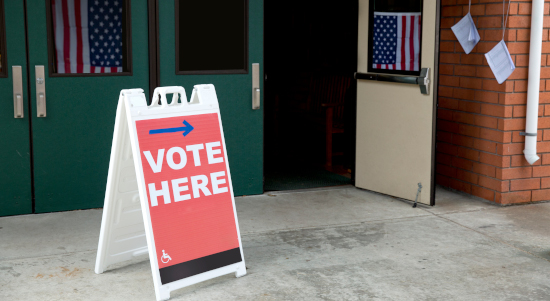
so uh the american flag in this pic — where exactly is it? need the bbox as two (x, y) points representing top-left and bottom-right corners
(52, 0), (124, 74)
(372, 12), (421, 71)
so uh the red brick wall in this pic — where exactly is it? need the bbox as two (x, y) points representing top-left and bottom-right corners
(437, 0), (550, 204)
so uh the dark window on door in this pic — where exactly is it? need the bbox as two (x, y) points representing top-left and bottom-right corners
(367, 0), (423, 75)
(0, 0), (6, 78)
(46, 0), (131, 76)
(175, 0), (248, 74)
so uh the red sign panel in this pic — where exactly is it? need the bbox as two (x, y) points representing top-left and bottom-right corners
(135, 112), (241, 284)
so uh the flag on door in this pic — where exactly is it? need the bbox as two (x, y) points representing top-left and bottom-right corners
(372, 12), (421, 71)
(51, 0), (124, 74)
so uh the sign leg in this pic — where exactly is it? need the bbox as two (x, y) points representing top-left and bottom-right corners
(235, 263), (247, 278)
(156, 288), (170, 301)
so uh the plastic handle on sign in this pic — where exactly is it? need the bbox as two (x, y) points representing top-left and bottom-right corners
(160, 86), (186, 94)
(151, 86), (188, 107)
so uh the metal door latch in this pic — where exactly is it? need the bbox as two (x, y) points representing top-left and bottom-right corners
(12, 66), (24, 118)
(418, 68), (430, 95)
(252, 63), (260, 110)
(35, 66), (46, 117)
(355, 67), (431, 95)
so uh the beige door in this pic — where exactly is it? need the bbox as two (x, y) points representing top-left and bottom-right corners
(355, 0), (439, 205)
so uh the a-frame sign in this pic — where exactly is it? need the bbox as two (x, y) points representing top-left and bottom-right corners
(95, 85), (246, 301)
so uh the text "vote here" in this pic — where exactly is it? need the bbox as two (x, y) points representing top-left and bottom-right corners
(143, 141), (228, 207)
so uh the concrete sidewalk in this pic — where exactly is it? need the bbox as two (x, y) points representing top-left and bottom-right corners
(2, 186), (550, 300)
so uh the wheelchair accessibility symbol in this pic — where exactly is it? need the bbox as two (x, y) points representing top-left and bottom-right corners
(161, 250), (172, 264)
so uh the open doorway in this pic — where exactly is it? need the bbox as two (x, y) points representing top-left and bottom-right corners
(264, 0), (358, 191)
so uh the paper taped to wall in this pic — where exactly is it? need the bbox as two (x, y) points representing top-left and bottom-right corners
(485, 40), (515, 84)
(451, 13), (480, 54)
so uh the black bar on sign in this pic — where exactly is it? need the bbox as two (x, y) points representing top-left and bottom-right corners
(159, 248), (242, 285)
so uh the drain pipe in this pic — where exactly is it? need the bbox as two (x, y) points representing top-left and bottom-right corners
(523, 0), (544, 165)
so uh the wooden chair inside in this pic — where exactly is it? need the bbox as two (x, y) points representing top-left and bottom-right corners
(306, 73), (352, 169)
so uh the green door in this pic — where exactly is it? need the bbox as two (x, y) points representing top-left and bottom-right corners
(157, 0), (263, 196)
(0, 1), (32, 216)
(0, 0), (149, 216)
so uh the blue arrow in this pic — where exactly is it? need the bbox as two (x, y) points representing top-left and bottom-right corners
(149, 120), (194, 136)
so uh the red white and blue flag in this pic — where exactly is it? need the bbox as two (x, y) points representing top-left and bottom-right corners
(52, 0), (124, 74)
(372, 12), (421, 71)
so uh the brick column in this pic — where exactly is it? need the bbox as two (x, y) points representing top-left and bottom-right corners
(437, 0), (550, 204)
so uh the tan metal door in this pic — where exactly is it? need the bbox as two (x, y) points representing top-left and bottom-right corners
(355, 0), (439, 205)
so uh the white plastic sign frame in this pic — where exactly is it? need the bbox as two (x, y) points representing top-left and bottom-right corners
(95, 85), (246, 301)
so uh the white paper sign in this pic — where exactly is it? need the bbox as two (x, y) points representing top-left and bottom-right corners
(451, 13), (480, 54)
(485, 40), (515, 84)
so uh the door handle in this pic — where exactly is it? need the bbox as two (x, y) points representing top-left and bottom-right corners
(35, 66), (46, 117)
(355, 67), (431, 95)
(252, 63), (260, 110)
(12, 66), (23, 118)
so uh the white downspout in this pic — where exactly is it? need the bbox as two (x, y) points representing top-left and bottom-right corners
(524, 0), (544, 165)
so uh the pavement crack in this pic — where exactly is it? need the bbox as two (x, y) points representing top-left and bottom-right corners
(419, 206), (550, 264)
(241, 214), (433, 237)
(0, 250), (97, 264)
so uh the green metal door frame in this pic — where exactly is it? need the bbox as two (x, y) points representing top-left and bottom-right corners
(0, 0), (262, 217)
(25, 0), (150, 213)
(157, 0), (264, 196)
(0, 0), (32, 217)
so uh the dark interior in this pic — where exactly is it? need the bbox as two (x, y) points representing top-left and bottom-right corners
(176, 0), (247, 73)
(264, 0), (359, 191)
